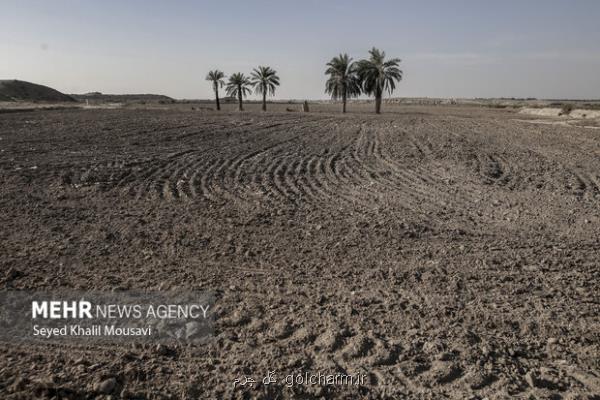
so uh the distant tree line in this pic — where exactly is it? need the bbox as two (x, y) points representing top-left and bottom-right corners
(205, 47), (402, 114)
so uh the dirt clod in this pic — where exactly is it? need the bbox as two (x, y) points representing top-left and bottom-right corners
(1, 106), (599, 399)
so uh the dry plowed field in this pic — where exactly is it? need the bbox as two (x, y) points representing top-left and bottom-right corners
(1, 106), (599, 399)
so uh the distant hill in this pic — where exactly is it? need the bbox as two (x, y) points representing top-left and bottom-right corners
(0, 80), (76, 102)
(71, 92), (174, 102)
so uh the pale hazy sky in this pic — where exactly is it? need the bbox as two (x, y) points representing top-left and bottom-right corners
(2, 0), (600, 100)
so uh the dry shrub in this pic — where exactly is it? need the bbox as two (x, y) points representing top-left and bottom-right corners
(560, 104), (574, 116)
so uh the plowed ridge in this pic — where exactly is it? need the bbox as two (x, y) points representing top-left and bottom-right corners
(87, 113), (600, 216)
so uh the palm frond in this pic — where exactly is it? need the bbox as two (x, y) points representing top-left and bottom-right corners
(324, 53), (361, 100)
(250, 66), (280, 97)
(206, 70), (226, 87)
(225, 72), (252, 98)
(356, 48), (403, 96)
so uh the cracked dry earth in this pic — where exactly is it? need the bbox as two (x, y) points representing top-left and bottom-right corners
(0, 106), (599, 399)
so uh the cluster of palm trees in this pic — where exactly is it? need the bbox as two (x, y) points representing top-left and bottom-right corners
(206, 66), (280, 112)
(325, 48), (403, 114)
(205, 47), (402, 114)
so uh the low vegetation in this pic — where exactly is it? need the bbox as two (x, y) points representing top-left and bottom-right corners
(560, 103), (574, 116)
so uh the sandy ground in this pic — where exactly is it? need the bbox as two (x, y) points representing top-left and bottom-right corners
(519, 107), (600, 118)
(1, 105), (599, 399)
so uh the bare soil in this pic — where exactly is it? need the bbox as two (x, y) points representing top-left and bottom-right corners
(1, 105), (599, 399)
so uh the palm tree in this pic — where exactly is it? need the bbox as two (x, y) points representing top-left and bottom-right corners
(250, 66), (280, 111)
(325, 53), (361, 113)
(206, 70), (225, 110)
(356, 48), (403, 114)
(226, 72), (252, 111)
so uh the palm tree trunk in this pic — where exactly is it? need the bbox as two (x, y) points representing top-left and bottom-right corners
(214, 86), (220, 111)
(342, 91), (347, 113)
(262, 90), (267, 112)
(237, 86), (243, 111)
(375, 89), (382, 114)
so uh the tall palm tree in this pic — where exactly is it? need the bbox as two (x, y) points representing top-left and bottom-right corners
(250, 66), (280, 111)
(356, 48), (403, 114)
(226, 72), (252, 111)
(206, 70), (225, 110)
(325, 53), (361, 113)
